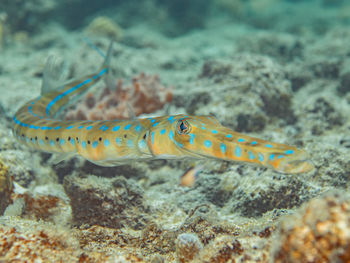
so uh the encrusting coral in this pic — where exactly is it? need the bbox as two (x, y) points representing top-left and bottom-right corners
(65, 72), (173, 120)
(272, 191), (350, 262)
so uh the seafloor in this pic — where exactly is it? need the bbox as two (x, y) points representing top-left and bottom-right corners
(0, 0), (350, 262)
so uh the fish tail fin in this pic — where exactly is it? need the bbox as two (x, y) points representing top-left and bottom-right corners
(100, 40), (114, 89)
(42, 41), (114, 117)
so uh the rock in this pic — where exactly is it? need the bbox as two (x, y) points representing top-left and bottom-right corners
(337, 72), (350, 95)
(0, 159), (12, 215)
(175, 233), (203, 263)
(64, 175), (148, 229)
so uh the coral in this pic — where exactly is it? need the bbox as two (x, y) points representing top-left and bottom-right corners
(65, 72), (172, 120)
(197, 235), (244, 263)
(63, 175), (149, 229)
(85, 16), (122, 40)
(272, 191), (350, 263)
(175, 233), (203, 262)
(0, 222), (80, 262)
(0, 219), (141, 262)
(20, 193), (67, 222)
(0, 159), (12, 215)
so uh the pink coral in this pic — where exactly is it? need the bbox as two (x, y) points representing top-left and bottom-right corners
(65, 72), (173, 120)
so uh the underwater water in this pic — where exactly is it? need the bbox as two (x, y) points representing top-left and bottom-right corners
(0, 0), (350, 262)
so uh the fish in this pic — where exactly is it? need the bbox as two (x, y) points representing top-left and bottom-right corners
(180, 165), (203, 187)
(12, 42), (315, 174)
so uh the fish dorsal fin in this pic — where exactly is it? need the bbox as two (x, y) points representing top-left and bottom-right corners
(41, 55), (67, 95)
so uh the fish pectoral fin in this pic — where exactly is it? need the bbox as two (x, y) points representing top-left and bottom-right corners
(49, 153), (76, 165)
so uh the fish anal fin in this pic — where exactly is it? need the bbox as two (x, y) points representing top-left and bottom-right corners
(49, 153), (76, 165)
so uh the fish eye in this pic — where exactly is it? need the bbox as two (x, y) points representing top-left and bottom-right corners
(177, 120), (191, 134)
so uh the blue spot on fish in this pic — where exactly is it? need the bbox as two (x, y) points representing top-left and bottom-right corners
(135, 125), (142, 132)
(81, 141), (87, 148)
(86, 126), (93, 130)
(175, 141), (184, 148)
(285, 150), (294, 155)
(78, 125), (84, 129)
(248, 151), (255, 159)
(113, 126), (120, 132)
(269, 154), (275, 160)
(169, 130), (174, 140)
(66, 125), (74, 130)
(60, 139), (65, 145)
(45, 77), (94, 115)
(226, 134), (233, 138)
(124, 123), (132, 130)
(220, 143), (226, 154)
(54, 126), (61, 130)
(160, 129), (166, 135)
(139, 139), (146, 148)
(238, 138), (245, 143)
(168, 116), (174, 121)
(104, 139), (110, 147)
(204, 140), (212, 148)
(39, 139), (44, 145)
(70, 139), (75, 146)
(265, 144), (273, 148)
(212, 130), (218, 134)
(152, 122), (159, 127)
(277, 155), (284, 159)
(92, 141), (98, 148)
(189, 134), (195, 144)
(258, 153), (264, 162)
(115, 137), (122, 145)
(251, 141), (258, 145)
(235, 146), (242, 157)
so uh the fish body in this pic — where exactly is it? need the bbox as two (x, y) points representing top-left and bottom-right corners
(12, 43), (314, 174)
